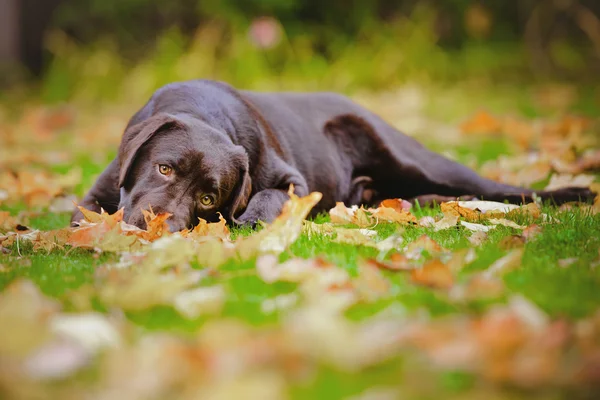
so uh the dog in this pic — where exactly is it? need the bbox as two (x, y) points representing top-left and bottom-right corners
(71, 80), (593, 231)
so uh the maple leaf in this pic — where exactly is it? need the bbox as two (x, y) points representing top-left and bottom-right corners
(235, 188), (322, 259)
(75, 206), (124, 227)
(329, 202), (375, 227)
(181, 213), (230, 241)
(140, 208), (172, 241)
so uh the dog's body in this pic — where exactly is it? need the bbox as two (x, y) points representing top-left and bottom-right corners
(72, 80), (592, 230)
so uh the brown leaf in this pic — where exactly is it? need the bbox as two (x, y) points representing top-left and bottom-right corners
(236, 188), (322, 259)
(433, 214), (459, 231)
(355, 263), (391, 301)
(367, 253), (414, 272)
(140, 209), (172, 240)
(332, 228), (378, 247)
(468, 231), (488, 246)
(410, 259), (454, 289)
(499, 235), (526, 250)
(181, 213), (230, 241)
(460, 110), (502, 135)
(404, 235), (448, 259)
(522, 224), (542, 240)
(370, 206), (416, 224)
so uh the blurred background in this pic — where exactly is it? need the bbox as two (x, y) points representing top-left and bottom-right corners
(1, 0), (599, 107)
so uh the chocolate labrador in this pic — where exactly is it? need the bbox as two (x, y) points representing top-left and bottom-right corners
(71, 80), (593, 231)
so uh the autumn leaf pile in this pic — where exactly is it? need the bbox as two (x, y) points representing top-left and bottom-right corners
(1, 101), (600, 399)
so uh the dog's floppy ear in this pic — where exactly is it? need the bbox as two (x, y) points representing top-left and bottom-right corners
(227, 147), (253, 223)
(118, 114), (184, 188)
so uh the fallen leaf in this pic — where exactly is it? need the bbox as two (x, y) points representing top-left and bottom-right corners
(332, 228), (378, 247)
(173, 286), (225, 319)
(522, 224), (543, 240)
(379, 198), (412, 212)
(330, 202), (374, 227)
(483, 249), (524, 278)
(460, 110), (503, 135)
(367, 253), (414, 272)
(489, 218), (526, 229)
(410, 259), (454, 289)
(499, 235), (526, 250)
(460, 221), (495, 232)
(418, 216), (436, 227)
(355, 263), (391, 301)
(140, 208), (172, 240)
(181, 213), (230, 241)
(433, 214), (459, 231)
(236, 188), (322, 259)
(544, 173), (596, 191)
(468, 231), (488, 246)
(370, 206), (416, 224)
(404, 235), (448, 259)
(50, 312), (121, 352)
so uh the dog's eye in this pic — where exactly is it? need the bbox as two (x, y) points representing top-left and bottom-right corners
(200, 194), (215, 206)
(158, 164), (172, 176)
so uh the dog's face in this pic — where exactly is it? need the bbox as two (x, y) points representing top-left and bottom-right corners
(118, 114), (251, 231)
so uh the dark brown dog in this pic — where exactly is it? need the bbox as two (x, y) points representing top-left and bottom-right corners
(71, 80), (593, 231)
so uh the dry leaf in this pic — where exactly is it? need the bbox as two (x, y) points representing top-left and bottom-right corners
(483, 249), (524, 277)
(410, 259), (454, 289)
(433, 214), (459, 231)
(332, 228), (378, 247)
(370, 206), (416, 224)
(355, 263), (391, 301)
(404, 235), (448, 259)
(461, 221), (495, 232)
(181, 213), (230, 241)
(379, 198), (412, 212)
(468, 231), (488, 246)
(236, 188), (322, 259)
(460, 110), (502, 135)
(489, 218), (526, 229)
(544, 173), (596, 191)
(173, 286), (225, 319)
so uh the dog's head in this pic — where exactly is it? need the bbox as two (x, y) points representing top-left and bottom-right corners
(117, 113), (252, 231)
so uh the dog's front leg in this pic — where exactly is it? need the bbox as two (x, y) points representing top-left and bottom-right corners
(235, 183), (309, 226)
(70, 158), (121, 225)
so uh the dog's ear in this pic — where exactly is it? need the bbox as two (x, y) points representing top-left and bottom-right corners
(227, 147), (253, 223)
(118, 114), (184, 188)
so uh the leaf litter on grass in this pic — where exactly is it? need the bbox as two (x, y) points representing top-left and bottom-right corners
(1, 101), (600, 398)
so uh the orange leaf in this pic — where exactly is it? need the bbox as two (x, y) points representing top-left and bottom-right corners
(460, 110), (503, 135)
(410, 259), (454, 289)
(370, 206), (416, 224)
(181, 213), (230, 241)
(141, 209), (172, 240)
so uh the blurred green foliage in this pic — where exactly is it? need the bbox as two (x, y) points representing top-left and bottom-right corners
(8, 0), (600, 103)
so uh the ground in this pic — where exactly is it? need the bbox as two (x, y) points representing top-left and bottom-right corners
(1, 84), (599, 399)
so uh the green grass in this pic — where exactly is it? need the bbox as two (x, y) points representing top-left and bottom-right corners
(3, 205), (599, 323)
(2, 203), (599, 398)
